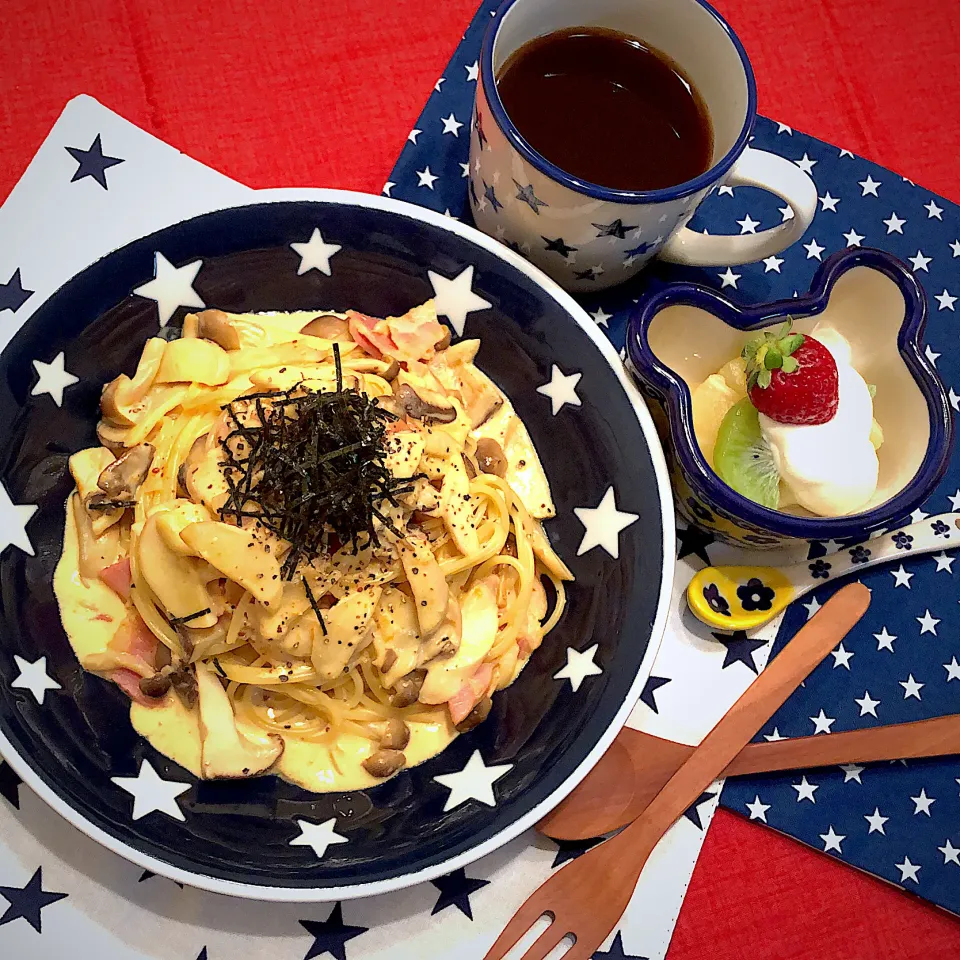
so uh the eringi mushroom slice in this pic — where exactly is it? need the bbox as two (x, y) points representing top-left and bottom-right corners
(397, 534), (448, 635)
(196, 661), (284, 779)
(395, 383), (457, 423)
(98, 443), (155, 498)
(309, 587), (382, 682)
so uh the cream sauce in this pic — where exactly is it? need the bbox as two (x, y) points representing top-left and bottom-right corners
(55, 506), (458, 791)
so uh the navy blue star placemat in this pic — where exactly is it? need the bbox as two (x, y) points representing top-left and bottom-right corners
(386, 0), (960, 922)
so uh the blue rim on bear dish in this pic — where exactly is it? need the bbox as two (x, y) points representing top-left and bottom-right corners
(480, 0), (758, 205)
(0, 192), (674, 901)
(626, 247), (953, 543)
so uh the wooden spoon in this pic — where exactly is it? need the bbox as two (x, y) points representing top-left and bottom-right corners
(486, 583), (871, 960)
(539, 713), (960, 841)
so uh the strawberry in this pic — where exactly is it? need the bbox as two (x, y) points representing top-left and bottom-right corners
(743, 320), (839, 425)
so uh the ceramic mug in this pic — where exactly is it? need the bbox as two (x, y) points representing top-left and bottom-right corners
(469, 0), (819, 292)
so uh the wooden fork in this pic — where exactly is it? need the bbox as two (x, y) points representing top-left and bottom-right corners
(483, 582), (870, 960)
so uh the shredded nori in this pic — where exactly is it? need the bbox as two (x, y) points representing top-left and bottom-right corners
(168, 607), (212, 626)
(217, 343), (414, 578)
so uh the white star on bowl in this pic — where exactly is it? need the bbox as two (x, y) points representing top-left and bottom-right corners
(427, 265), (491, 336)
(553, 644), (602, 692)
(290, 228), (342, 277)
(433, 750), (512, 812)
(290, 818), (349, 859)
(573, 487), (638, 559)
(11, 655), (61, 704)
(535, 365), (582, 415)
(31, 352), (79, 407)
(132, 252), (204, 326)
(0, 482), (37, 555)
(111, 759), (191, 822)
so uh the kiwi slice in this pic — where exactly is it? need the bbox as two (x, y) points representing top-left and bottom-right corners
(713, 398), (781, 509)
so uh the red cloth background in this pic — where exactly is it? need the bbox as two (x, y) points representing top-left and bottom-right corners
(2, 0), (960, 957)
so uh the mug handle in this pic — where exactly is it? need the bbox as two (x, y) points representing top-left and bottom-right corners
(659, 146), (818, 266)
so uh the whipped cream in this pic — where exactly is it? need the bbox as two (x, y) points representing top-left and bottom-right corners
(759, 327), (879, 517)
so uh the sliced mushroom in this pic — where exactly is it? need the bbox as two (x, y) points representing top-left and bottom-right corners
(138, 514), (218, 628)
(455, 696), (492, 732)
(373, 589), (421, 686)
(382, 359), (401, 381)
(390, 669), (426, 707)
(397, 535), (448, 635)
(362, 748), (406, 779)
(99, 339), (167, 424)
(179, 521), (283, 606)
(193, 309), (241, 350)
(396, 383), (457, 423)
(439, 455), (480, 556)
(300, 314), (352, 341)
(155, 500), (212, 556)
(97, 419), (130, 455)
(196, 662), (284, 778)
(434, 327), (452, 351)
(98, 443), (155, 498)
(475, 438), (507, 478)
(309, 587), (382, 682)
(168, 663), (199, 708)
(156, 337), (231, 386)
(70, 446), (125, 536)
(71, 492), (123, 579)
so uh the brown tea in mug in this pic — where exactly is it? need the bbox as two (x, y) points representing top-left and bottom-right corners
(496, 27), (713, 192)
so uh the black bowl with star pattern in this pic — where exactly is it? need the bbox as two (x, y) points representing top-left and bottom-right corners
(0, 195), (673, 900)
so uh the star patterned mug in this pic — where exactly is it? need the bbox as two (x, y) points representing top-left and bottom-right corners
(469, 0), (819, 292)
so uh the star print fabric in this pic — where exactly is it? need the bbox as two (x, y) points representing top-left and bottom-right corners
(387, 0), (960, 918)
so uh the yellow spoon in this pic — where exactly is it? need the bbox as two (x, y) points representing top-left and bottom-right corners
(688, 513), (960, 632)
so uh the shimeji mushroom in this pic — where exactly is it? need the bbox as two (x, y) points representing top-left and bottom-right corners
(195, 662), (283, 779)
(69, 447), (125, 536)
(97, 443), (155, 498)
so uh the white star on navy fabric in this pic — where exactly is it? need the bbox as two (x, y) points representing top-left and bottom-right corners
(133, 252), (204, 326)
(909, 250), (932, 271)
(856, 691), (881, 717)
(795, 153), (817, 174)
(925, 200), (944, 219)
(290, 818), (349, 859)
(891, 565), (914, 588)
(925, 344), (941, 366)
(11, 655), (61, 704)
(792, 776), (819, 802)
(407, 129), (422, 145)
(0, 483), (37, 556)
(574, 487), (638, 558)
(763, 255), (784, 273)
(900, 674), (924, 700)
(950, 394), (960, 413)
(746, 796), (771, 822)
(718, 267), (741, 288)
(943, 657), (960, 681)
(553, 645), (602, 692)
(0, 867), (68, 933)
(737, 214), (760, 234)
(434, 77), (445, 92)
(934, 551), (956, 573)
(841, 764), (865, 783)
(839, 147), (855, 158)
(290, 228), (341, 276)
(31, 352), (79, 406)
(803, 596), (822, 619)
(65, 134), (124, 189)
(299, 903), (368, 960)
(911, 788), (936, 815)
(536, 364), (581, 415)
(433, 750), (512, 812)
(777, 123), (793, 134)
(427, 265), (491, 336)
(818, 192), (840, 211)
(820, 826), (845, 853)
(939, 841), (960, 866)
(780, 204), (795, 222)
(896, 857), (921, 883)
(875, 627), (897, 651)
(458, 162), (470, 179)
(717, 184), (735, 196)
(416, 166), (439, 189)
(764, 727), (787, 742)
(844, 228), (865, 247)
(0, 269), (33, 314)
(950, 489), (960, 509)
(884, 212), (906, 234)
(465, 60), (479, 81)
(917, 609), (940, 635)
(951, 240), (960, 257)
(804, 238), (825, 260)
(382, 181), (395, 197)
(935, 289), (957, 310)
(910, 508), (930, 523)
(440, 113), (463, 137)
(865, 808), (889, 834)
(831, 643), (854, 669)
(810, 709), (836, 734)
(111, 759), (190, 821)
(856, 175), (880, 196)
